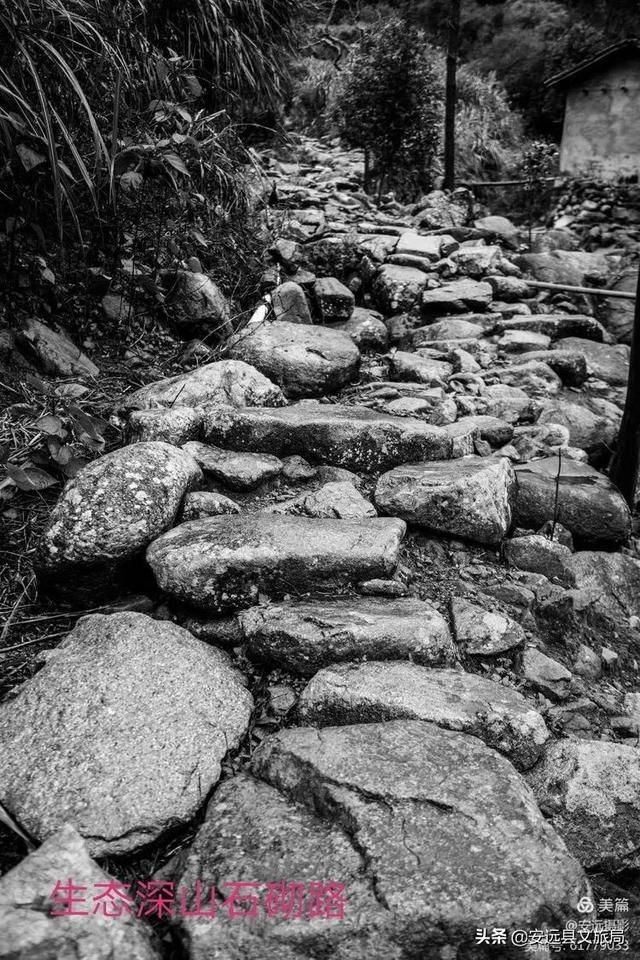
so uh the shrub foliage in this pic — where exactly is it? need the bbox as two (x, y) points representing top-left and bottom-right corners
(332, 18), (442, 201)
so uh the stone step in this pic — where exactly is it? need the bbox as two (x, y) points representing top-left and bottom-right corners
(176, 721), (587, 959)
(375, 455), (515, 546)
(202, 402), (475, 472)
(513, 457), (631, 545)
(297, 661), (548, 769)
(227, 320), (360, 398)
(237, 597), (455, 675)
(146, 514), (407, 612)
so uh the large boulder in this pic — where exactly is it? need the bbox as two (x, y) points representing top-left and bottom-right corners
(529, 739), (640, 872)
(0, 825), (158, 960)
(37, 442), (201, 587)
(0, 613), (252, 855)
(201, 402), (465, 472)
(515, 250), (610, 286)
(567, 550), (640, 623)
(494, 314), (606, 343)
(513, 457), (631, 545)
(555, 337), (630, 386)
(536, 394), (621, 458)
(375, 455), (515, 546)
(147, 514), (406, 612)
(298, 661), (549, 769)
(238, 598), (455, 675)
(245, 722), (586, 956)
(121, 359), (285, 411)
(177, 773), (395, 960)
(227, 320), (360, 398)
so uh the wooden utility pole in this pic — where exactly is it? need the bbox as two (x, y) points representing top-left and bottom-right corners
(443, 0), (461, 191)
(610, 264), (640, 507)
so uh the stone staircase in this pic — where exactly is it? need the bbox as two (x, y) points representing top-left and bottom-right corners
(1, 134), (639, 959)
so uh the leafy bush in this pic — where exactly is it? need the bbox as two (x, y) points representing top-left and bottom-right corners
(143, 0), (306, 116)
(453, 65), (524, 181)
(329, 15), (524, 195)
(332, 17), (442, 201)
(0, 0), (308, 241)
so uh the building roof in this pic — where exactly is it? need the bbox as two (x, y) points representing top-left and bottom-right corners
(545, 38), (640, 88)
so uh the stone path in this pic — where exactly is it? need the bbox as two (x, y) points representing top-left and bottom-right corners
(2, 134), (640, 959)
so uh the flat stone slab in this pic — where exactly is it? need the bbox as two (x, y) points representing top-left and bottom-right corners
(390, 351), (453, 384)
(395, 231), (453, 260)
(375, 455), (515, 546)
(499, 329), (551, 353)
(238, 597), (455, 675)
(227, 320), (360, 398)
(38, 442), (201, 575)
(0, 612), (253, 855)
(202, 402), (466, 472)
(412, 317), (485, 343)
(298, 661), (549, 769)
(513, 457), (631, 545)
(182, 440), (282, 490)
(121, 359), (285, 411)
(147, 514), (406, 612)
(529, 739), (640, 872)
(0, 825), (158, 960)
(556, 337), (630, 386)
(494, 314), (606, 342)
(422, 279), (493, 314)
(177, 774), (393, 960)
(237, 722), (587, 956)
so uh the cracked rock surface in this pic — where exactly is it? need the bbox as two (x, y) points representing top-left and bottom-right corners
(296, 661), (549, 769)
(177, 721), (588, 959)
(0, 613), (253, 855)
(0, 825), (159, 959)
(238, 598), (455, 675)
(147, 514), (406, 612)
